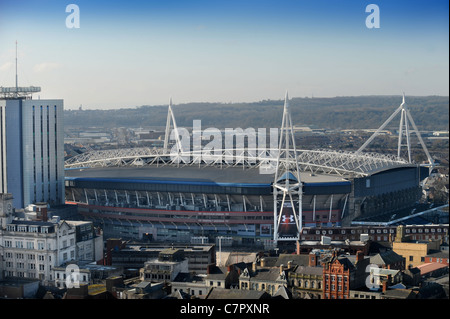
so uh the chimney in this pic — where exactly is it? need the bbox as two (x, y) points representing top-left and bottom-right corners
(207, 264), (213, 274)
(309, 252), (317, 267)
(35, 202), (48, 221)
(252, 262), (257, 273)
(227, 264), (233, 273)
(287, 260), (292, 269)
(279, 264), (284, 276)
(356, 251), (364, 263)
(260, 258), (266, 268)
(382, 280), (388, 293)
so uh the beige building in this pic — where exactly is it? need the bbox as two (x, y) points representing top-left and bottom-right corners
(239, 262), (288, 296)
(392, 225), (441, 268)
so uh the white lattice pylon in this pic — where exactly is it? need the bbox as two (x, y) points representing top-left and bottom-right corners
(273, 91), (303, 244)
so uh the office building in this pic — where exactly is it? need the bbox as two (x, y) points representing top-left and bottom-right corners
(0, 97), (64, 208)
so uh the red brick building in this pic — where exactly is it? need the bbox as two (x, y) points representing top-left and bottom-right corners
(424, 250), (449, 266)
(322, 250), (369, 299)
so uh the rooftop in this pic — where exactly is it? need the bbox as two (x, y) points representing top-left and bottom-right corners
(417, 262), (449, 275)
(65, 165), (350, 186)
(205, 287), (270, 299)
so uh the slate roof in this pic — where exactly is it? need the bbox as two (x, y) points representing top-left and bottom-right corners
(272, 285), (293, 299)
(382, 288), (416, 299)
(370, 250), (405, 266)
(275, 254), (310, 267)
(206, 287), (270, 299)
(292, 265), (323, 276)
(245, 268), (284, 282)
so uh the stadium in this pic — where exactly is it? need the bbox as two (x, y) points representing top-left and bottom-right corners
(64, 94), (432, 247)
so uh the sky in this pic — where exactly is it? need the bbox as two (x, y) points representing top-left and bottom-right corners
(0, 0), (448, 109)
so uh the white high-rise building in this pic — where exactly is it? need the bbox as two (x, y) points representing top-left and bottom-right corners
(0, 98), (64, 208)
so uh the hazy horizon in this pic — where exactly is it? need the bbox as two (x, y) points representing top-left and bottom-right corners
(63, 93), (450, 111)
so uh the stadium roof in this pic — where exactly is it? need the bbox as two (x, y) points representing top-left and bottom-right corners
(65, 165), (350, 186)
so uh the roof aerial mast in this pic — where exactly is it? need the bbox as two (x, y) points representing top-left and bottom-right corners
(0, 41), (41, 100)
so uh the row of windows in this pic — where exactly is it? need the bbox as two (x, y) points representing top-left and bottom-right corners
(3, 239), (74, 250)
(290, 279), (322, 289)
(6, 225), (52, 233)
(144, 273), (171, 280)
(69, 183), (271, 196)
(304, 227), (446, 235)
(32, 104), (60, 203)
(325, 284), (348, 292)
(5, 262), (47, 271)
(427, 257), (449, 264)
(324, 274), (348, 282)
(240, 282), (280, 293)
(4, 253), (49, 261)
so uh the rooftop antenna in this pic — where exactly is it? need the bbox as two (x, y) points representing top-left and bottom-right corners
(0, 41), (41, 100)
(15, 40), (18, 97)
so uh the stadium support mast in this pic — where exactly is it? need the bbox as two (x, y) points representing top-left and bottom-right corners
(163, 98), (183, 155)
(356, 94), (434, 172)
(273, 91), (303, 246)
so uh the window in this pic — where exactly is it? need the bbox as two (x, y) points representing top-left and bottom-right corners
(409, 256), (414, 262)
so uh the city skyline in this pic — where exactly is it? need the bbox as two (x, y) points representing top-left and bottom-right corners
(0, 0), (449, 110)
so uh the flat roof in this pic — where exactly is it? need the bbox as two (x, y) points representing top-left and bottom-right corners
(65, 165), (349, 186)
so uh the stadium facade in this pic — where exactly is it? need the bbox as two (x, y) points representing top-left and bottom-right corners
(64, 94), (431, 247)
(64, 164), (425, 246)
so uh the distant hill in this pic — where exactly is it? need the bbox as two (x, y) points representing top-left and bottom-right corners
(64, 95), (449, 131)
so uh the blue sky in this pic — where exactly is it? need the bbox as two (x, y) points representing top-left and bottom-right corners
(0, 0), (448, 109)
